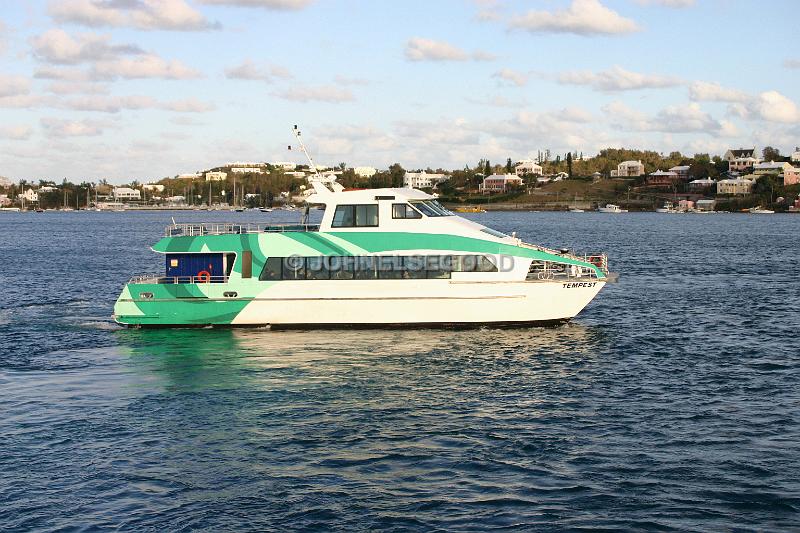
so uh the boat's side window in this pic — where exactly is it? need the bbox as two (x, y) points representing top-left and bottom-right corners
(354, 256), (377, 280)
(259, 256), (282, 281)
(306, 256), (330, 280)
(377, 256), (404, 279)
(332, 204), (379, 227)
(330, 256), (355, 280)
(392, 203), (422, 219)
(283, 256), (306, 280)
(404, 256), (427, 279)
(425, 256), (452, 279)
(476, 255), (498, 272)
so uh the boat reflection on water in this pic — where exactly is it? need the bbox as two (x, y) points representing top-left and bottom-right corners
(114, 324), (609, 394)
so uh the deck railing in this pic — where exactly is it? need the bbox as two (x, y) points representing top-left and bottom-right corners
(129, 274), (229, 284)
(166, 222), (320, 237)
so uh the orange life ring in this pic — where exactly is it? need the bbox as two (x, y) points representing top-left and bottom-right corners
(196, 270), (212, 283)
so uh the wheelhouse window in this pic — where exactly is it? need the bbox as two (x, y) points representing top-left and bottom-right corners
(409, 200), (453, 217)
(392, 203), (422, 219)
(332, 204), (379, 227)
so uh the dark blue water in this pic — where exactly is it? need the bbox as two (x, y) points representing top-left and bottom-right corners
(1, 210), (798, 531)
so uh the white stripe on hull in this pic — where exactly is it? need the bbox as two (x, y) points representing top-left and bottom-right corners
(231, 280), (605, 325)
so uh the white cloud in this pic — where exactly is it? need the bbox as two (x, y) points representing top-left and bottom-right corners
(603, 101), (729, 135)
(40, 117), (108, 137)
(31, 29), (143, 65)
(198, 0), (312, 9)
(273, 84), (355, 103)
(44, 81), (110, 94)
(49, 0), (218, 31)
(225, 59), (292, 81)
(34, 66), (92, 81)
(405, 37), (494, 62)
(162, 98), (216, 112)
(688, 81), (749, 103)
(509, 0), (640, 36)
(0, 20), (7, 55)
(635, 0), (695, 7)
(558, 65), (680, 91)
(0, 75), (31, 97)
(783, 58), (800, 69)
(0, 125), (33, 140)
(334, 75), (370, 86)
(492, 68), (528, 87)
(473, 0), (502, 21)
(91, 55), (202, 80)
(748, 91), (800, 123)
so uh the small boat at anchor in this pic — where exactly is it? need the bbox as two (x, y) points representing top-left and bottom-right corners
(598, 204), (628, 213)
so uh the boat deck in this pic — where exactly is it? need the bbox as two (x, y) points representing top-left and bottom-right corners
(166, 223), (320, 237)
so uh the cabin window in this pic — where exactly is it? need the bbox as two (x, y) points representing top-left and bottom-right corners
(392, 203), (422, 219)
(260, 257), (282, 281)
(332, 204), (379, 227)
(306, 256), (330, 280)
(354, 256), (377, 280)
(283, 256), (306, 280)
(330, 256), (355, 280)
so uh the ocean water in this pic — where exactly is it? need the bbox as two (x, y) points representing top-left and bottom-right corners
(1, 210), (798, 531)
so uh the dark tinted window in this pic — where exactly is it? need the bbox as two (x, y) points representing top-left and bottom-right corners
(259, 256), (282, 280)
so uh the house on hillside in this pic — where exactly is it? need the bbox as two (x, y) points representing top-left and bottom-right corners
(481, 174), (523, 192)
(610, 160), (645, 177)
(689, 178), (715, 191)
(724, 148), (757, 161)
(728, 156), (760, 173)
(143, 184), (165, 192)
(177, 173), (201, 180)
(231, 167), (264, 174)
(403, 172), (449, 189)
(205, 171), (227, 181)
(791, 147), (800, 163)
(753, 161), (792, 175)
(354, 166), (377, 178)
(669, 165), (691, 180)
(114, 187), (141, 201)
(717, 177), (753, 195)
(514, 159), (543, 177)
(21, 189), (38, 203)
(783, 167), (800, 186)
(646, 169), (679, 187)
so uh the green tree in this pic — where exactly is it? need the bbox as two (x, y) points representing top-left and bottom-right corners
(762, 146), (781, 161)
(566, 152), (573, 179)
(388, 163), (405, 187)
(506, 158), (512, 173)
(484, 160), (491, 177)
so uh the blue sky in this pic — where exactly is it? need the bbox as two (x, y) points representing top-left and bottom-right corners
(1, 0), (798, 183)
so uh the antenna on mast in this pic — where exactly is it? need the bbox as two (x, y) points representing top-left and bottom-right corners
(291, 125), (322, 180)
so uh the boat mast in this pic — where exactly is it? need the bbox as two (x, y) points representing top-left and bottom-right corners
(291, 125), (322, 181)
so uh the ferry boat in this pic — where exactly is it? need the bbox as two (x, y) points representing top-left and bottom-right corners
(655, 202), (677, 213)
(113, 181), (614, 329)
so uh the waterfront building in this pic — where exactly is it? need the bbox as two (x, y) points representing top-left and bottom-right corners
(783, 167), (800, 186)
(231, 167), (264, 174)
(114, 187), (141, 201)
(678, 199), (695, 211)
(669, 165), (691, 180)
(205, 171), (227, 182)
(514, 159), (543, 177)
(753, 161), (792, 175)
(792, 148), (800, 163)
(695, 199), (716, 212)
(646, 169), (679, 187)
(481, 174), (523, 192)
(272, 162), (296, 170)
(403, 172), (449, 189)
(717, 177), (754, 195)
(610, 160), (645, 178)
(0, 194), (11, 206)
(689, 178), (715, 190)
(354, 167), (377, 178)
(143, 184), (165, 192)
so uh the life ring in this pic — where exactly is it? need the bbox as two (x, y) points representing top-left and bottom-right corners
(196, 270), (212, 283)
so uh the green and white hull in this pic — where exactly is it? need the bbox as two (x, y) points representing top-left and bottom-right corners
(114, 186), (612, 328)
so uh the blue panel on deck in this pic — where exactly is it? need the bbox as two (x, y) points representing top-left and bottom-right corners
(166, 253), (223, 278)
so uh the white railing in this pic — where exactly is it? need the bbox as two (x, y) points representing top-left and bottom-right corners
(129, 274), (229, 284)
(166, 223), (320, 237)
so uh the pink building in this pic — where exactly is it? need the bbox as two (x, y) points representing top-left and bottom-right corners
(480, 174), (523, 192)
(783, 167), (800, 186)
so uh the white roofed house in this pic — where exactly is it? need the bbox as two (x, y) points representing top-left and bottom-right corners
(403, 172), (449, 189)
(610, 160), (645, 177)
(514, 159), (543, 177)
(724, 148), (757, 161)
(717, 177), (754, 195)
(480, 174), (523, 192)
(142, 184), (165, 192)
(354, 166), (377, 178)
(753, 161), (792, 175)
(689, 178), (715, 191)
(20, 188), (39, 203)
(669, 165), (691, 181)
(792, 147), (800, 163)
(205, 171), (227, 181)
(231, 167), (264, 174)
(177, 172), (201, 180)
(113, 187), (141, 201)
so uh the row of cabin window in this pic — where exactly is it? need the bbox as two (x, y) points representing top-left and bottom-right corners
(259, 255), (498, 281)
(331, 201), (452, 228)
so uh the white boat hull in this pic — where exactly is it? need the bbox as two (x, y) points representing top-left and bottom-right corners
(230, 279), (606, 327)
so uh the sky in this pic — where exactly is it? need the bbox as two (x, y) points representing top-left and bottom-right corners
(1, 0), (799, 184)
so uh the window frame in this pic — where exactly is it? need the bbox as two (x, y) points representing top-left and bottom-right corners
(331, 204), (379, 228)
(392, 203), (422, 219)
